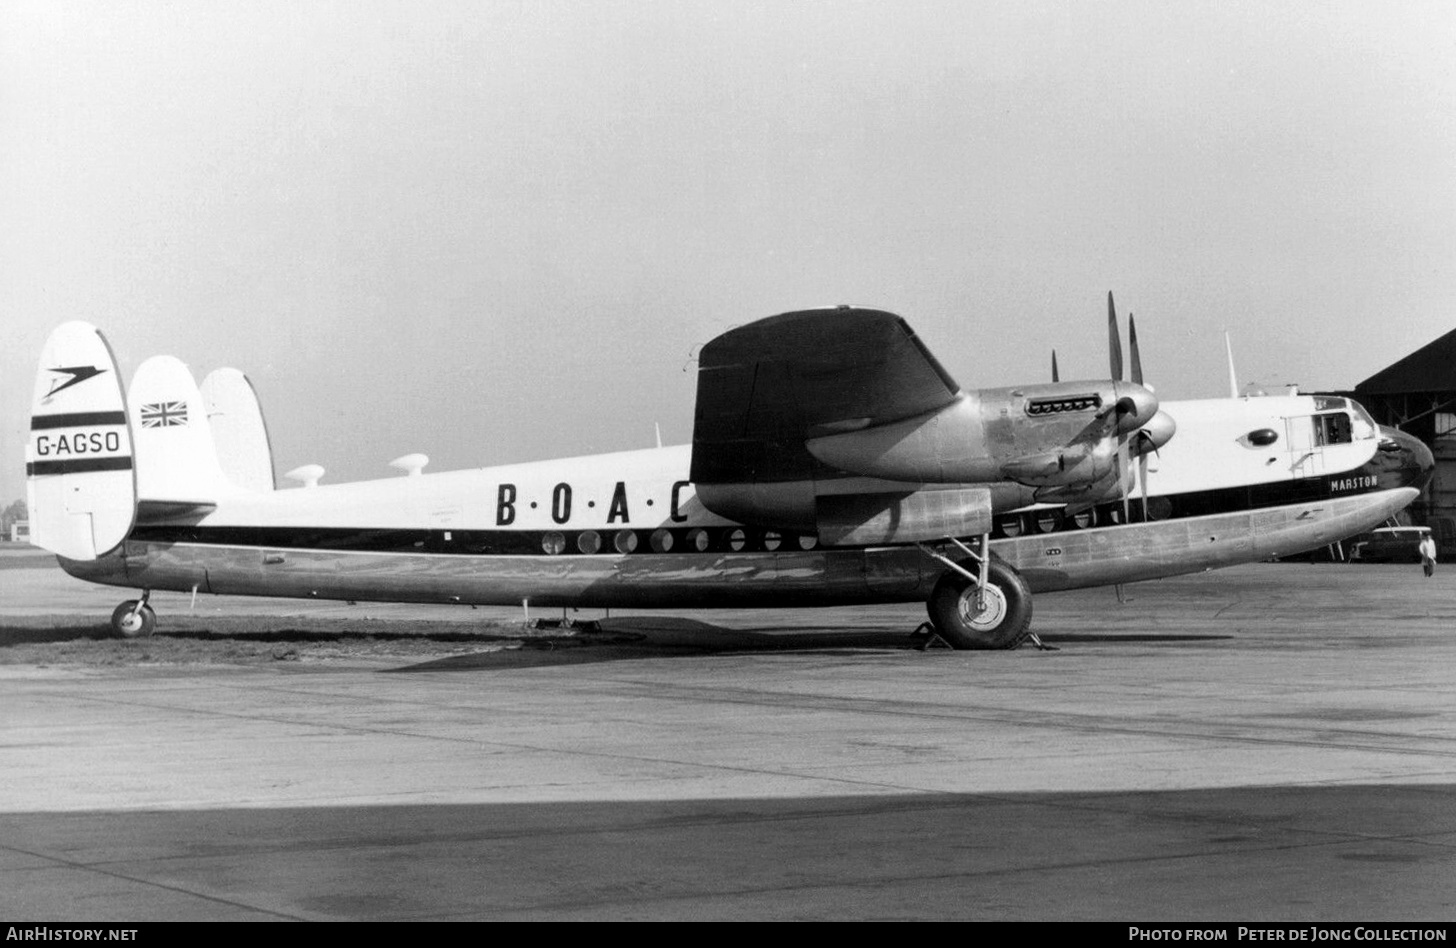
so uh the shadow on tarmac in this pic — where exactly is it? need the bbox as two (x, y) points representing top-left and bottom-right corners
(6, 784), (1454, 920)
(388, 618), (1234, 672)
(389, 620), (928, 672)
(0, 617), (1233, 667)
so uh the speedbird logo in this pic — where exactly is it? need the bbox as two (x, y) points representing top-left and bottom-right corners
(45, 365), (105, 397)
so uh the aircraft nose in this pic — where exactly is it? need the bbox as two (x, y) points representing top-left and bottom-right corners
(1380, 427), (1435, 491)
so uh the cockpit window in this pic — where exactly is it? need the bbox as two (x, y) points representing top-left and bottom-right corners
(1349, 402), (1378, 440)
(1314, 412), (1353, 446)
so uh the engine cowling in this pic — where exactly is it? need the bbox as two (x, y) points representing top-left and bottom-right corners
(805, 380), (1165, 490)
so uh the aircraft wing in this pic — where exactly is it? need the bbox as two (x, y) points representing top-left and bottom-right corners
(690, 307), (961, 484)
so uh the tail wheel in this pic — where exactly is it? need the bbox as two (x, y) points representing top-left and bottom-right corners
(927, 556), (1032, 650)
(111, 600), (157, 639)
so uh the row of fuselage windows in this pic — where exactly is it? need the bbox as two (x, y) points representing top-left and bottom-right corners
(499, 501), (1171, 555)
(532, 526), (819, 555)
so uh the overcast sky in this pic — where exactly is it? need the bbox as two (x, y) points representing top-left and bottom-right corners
(4, 1), (1454, 503)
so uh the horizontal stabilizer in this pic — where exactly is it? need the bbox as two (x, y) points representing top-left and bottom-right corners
(135, 499), (218, 522)
(26, 323), (138, 559)
(691, 308), (960, 485)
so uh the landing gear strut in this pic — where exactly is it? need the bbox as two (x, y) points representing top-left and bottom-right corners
(918, 535), (1033, 650)
(110, 591), (156, 638)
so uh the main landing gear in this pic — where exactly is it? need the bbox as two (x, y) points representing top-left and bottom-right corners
(110, 591), (156, 638)
(917, 535), (1035, 650)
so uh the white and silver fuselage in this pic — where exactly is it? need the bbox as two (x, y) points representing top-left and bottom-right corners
(63, 395), (1434, 608)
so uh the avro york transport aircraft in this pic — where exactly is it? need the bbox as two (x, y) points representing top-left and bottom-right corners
(26, 296), (1434, 648)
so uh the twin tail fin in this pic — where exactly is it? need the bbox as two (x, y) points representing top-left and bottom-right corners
(27, 323), (277, 560)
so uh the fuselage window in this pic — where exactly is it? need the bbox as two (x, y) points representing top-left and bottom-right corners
(613, 530), (638, 554)
(542, 532), (566, 555)
(577, 530), (602, 554)
(649, 528), (674, 553)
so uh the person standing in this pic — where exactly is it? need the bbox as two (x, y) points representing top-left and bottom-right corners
(1419, 532), (1437, 578)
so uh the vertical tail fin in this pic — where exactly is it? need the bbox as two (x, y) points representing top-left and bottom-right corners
(129, 355), (235, 504)
(200, 368), (276, 491)
(26, 323), (137, 559)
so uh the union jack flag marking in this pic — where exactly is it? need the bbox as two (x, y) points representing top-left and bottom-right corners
(140, 402), (188, 428)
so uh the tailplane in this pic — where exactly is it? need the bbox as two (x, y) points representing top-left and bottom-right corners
(26, 323), (137, 560)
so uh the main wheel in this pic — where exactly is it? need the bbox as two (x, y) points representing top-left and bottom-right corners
(111, 600), (157, 638)
(927, 556), (1033, 650)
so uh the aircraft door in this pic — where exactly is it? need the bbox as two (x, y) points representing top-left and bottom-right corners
(1286, 416), (1325, 479)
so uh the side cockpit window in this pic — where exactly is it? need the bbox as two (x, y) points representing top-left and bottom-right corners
(1314, 412), (1353, 446)
(1350, 402), (1379, 440)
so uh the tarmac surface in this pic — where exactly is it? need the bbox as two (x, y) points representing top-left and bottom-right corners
(2, 545), (1455, 921)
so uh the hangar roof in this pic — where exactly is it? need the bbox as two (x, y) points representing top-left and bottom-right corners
(1357, 327), (1456, 395)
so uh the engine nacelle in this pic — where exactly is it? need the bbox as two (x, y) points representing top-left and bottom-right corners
(1033, 463), (1133, 507)
(805, 380), (1161, 490)
(816, 487), (993, 547)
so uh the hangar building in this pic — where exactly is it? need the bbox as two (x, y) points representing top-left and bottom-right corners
(1343, 328), (1456, 553)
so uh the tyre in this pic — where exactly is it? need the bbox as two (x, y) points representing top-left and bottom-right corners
(111, 600), (157, 638)
(927, 556), (1033, 650)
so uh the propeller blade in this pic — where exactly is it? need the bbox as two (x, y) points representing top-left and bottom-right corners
(1107, 291), (1123, 381)
(1129, 313), (1143, 386)
(1118, 439), (1130, 524)
(1051, 350), (1060, 383)
(1139, 449), (1150, 522)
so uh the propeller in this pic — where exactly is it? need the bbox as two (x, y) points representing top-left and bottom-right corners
(1106, 293), (1167, 522)
(1129, 313), (1143, 386)
(1135, 429), (1159, 522)
(1107, 291), (1123, 381)
(1129, 313), (1147, 519)
(1107, 292), (1133, 520)
(1015, 293), (1176, 512)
